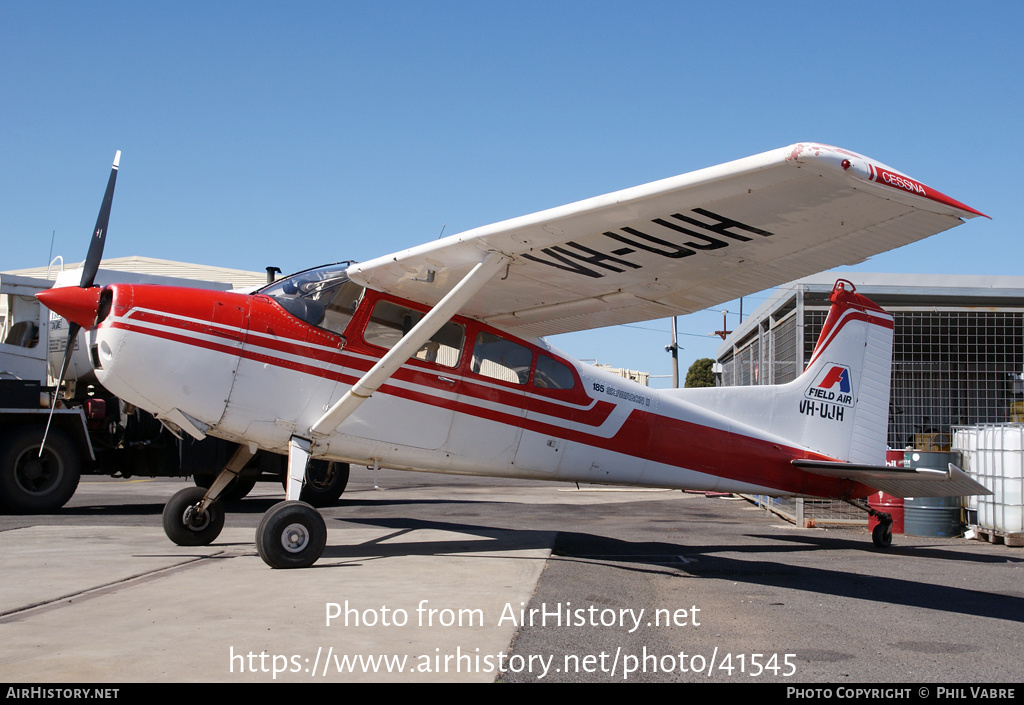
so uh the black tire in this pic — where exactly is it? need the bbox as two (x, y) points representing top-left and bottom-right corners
(872, 522), (893, 549)
(0, 426), (81, 513)
(256, 500), (326, 569)
(193, 473), (257, 502)
(299, 460), (349, 507)
(162, 486), (225, 546)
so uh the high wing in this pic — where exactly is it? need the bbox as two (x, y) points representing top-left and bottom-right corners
(347, 143), (986, 338)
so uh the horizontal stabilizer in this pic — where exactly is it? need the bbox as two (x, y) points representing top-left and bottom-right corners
(792, 460), (991, 499)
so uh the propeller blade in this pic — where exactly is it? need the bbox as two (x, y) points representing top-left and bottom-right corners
(54, 321), (81, 386)
(39, 321), (81, 456)
(39, 150), (120, 455)
(80, 150), (120, 289)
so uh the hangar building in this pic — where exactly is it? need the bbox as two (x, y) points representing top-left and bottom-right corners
(1, 256), (268, 329)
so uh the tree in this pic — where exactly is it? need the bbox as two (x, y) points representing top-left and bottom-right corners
(684, 358), (716, 388)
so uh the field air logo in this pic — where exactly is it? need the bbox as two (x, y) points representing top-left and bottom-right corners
(805, 364), (855, 408)
(799, 364), (855, 422)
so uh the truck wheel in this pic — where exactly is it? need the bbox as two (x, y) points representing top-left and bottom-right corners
(162, 486), (225, 546)
(0, 426), (81, 513)
(299, 460), (349, 507)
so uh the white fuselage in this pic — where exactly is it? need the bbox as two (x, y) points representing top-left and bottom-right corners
(89, 281), (864, 499)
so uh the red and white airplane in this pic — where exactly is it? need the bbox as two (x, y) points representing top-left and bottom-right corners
(37, 143), (991, 568)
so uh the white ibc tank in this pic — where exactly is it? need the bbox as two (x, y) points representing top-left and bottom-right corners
(953, 425), (1024, 533)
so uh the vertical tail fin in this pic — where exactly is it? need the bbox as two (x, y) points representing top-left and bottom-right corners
(790, 280), (894, 463)
(677, 280), (894, 464)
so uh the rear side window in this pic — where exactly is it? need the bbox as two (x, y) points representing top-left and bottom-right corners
(534, 354), (576, 390)
(471, 332), (532, 385)
(363, 300), (464, 368)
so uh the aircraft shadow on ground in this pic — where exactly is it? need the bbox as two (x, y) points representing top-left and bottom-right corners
(37, 494), (493, 518)
(17, 502), (169, 517)
(332, 515), (1024, 624)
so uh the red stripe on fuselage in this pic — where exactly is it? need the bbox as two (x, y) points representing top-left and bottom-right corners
(102, 284), (873, 498)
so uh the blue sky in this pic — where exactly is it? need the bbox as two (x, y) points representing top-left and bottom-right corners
(2, 1), (1020, 385)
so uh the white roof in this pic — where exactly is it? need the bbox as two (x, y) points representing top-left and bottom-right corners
(717, 271), (1024, 357)
(4, 255), (267, 290)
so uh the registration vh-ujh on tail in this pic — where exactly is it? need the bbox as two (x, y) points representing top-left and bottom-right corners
(37, 143), (990, 568)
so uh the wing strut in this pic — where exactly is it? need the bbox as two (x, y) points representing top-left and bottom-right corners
(308, 252), (508, 440)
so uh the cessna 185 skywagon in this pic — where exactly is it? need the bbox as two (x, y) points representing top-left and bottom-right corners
(37, 144), (991, 568)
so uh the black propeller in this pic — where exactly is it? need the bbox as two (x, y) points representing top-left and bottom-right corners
(80, 151), (120, 290)
(40, 151), (120, 454)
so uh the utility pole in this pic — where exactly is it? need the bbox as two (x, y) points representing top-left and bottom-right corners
(666, 316), (679, 388)
(714, 310), (732, 340)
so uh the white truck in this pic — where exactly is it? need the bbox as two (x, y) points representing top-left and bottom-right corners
(0, 269), (347, 513)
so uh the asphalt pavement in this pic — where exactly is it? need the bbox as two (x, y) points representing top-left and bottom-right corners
(1, 469), (1022, 685)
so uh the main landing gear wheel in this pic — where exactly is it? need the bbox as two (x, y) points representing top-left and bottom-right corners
(162, 486), (225, 546)
(872, 522), (893, 549)
(256, 500), (326, 569)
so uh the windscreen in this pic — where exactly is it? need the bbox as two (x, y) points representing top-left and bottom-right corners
(259, 263), (364, 335)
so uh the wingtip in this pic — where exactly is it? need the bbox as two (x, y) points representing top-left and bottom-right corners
(787, 144), (990, 220)
(113, 150), (121, 169)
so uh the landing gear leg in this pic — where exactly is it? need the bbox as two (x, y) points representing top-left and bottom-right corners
(256, 436), (327, 568)
(845, 498), (893, 549)
(162, 444), (255, 546)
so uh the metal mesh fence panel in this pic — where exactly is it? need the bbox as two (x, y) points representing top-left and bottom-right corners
(771, 313), (798, 384)
(800, 309), (1024, 448)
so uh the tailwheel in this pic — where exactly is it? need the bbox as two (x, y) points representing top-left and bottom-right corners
(872, 521), (893, 549)
(256, 500), (326, 569)
(163, 486), (225, 546)
(844, 498), (894, 550)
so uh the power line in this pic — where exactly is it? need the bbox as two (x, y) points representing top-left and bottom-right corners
(618, 323), (714, 339)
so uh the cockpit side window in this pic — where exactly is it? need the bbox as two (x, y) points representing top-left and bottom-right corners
(319, 281), (364, 335)
(363, 300), (465, 368)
